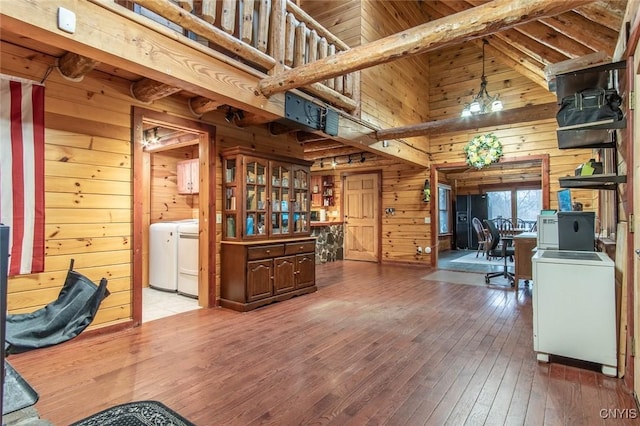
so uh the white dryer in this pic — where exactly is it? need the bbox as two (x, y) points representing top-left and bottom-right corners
(177, 221), (199, 298)
(149, 220), (196, 292)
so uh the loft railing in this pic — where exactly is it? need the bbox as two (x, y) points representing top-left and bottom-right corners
(112, 0), (358, 112)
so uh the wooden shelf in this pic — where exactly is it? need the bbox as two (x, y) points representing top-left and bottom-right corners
(559, 174), (626, 190)
(557, 117), (626, 131)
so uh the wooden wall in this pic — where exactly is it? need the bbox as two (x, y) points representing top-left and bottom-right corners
(429, 43), (598, 212)
(1, 40), (303, 328)
(150, 147), (200, 223)
(305, 0), (433, 264)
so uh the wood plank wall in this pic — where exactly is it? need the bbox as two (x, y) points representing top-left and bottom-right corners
(428, 43), (598, 212)
(1, 40), (303, 327)
(305, 0), (434, 265)
(150, 147), (200, 223)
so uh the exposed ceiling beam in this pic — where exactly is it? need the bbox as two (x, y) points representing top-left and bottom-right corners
(420, 1), (551, 87)
(573, 1), (627, 31)
(257, 0), (595, 96)
(130, 78), (182, 103)
(375, 102), (558, 140)
(56, 52), (100, 80)
(189, 97), (224, 116)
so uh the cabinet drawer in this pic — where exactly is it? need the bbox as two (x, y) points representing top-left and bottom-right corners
(285, 241), (315, 255)
(247, 244), (285, 260)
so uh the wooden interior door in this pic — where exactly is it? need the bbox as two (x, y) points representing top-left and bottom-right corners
(344, 173), (379, 262)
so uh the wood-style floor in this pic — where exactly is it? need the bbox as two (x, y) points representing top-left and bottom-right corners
(7, 261), (638, 425)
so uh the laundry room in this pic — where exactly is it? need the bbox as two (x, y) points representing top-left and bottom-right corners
(145, 128), (202, 322)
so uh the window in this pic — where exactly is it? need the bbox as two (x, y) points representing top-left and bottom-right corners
(438, 184), (451, 234)
(486, 188), (541, 230)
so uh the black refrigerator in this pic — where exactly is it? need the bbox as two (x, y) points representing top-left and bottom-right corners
(455, 194), (488, 250)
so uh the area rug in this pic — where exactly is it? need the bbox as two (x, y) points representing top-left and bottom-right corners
(69, 400), (195, 426)
(423, 270), (512, 288)
(450, 251), (513, 266)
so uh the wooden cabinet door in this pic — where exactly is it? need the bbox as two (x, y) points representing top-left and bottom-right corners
(177, 159), (199, 194)
(296, 253), (315, 288)
(246, 259), (273, 301)
(273, 256), (295, 294)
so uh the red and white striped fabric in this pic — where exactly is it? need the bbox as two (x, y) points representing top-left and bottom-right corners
(0, 75), (45, 276)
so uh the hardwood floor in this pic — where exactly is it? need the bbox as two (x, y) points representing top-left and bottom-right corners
(7, 261), (638, 425)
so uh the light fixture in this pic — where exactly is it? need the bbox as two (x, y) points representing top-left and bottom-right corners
(347, 154), (352, 164)
(461, 39), (503, 117)
(360, 153), (366, 163)
(224, 106), (234, 122)
(331, 157), (337, 168)
(382, 140), (389, 148)
(320, 158), (324, 168)
(143, 127), (159, 147)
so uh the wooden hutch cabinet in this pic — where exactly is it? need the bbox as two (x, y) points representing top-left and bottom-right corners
(220, 147), (317, 311)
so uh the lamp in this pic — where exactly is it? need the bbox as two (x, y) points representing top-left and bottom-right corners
(423, 179), (431, 203)
(461, 39), (503, 117)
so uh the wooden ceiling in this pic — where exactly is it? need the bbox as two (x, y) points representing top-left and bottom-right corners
(0, 0), (629, 164)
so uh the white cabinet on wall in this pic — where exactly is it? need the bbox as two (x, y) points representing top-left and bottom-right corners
(177, 158), (199, 194)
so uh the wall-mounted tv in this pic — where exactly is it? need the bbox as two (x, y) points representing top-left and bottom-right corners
(557, 188), (572, 212)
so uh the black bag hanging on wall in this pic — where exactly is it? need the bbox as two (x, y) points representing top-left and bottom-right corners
(556, 88), (623, 127)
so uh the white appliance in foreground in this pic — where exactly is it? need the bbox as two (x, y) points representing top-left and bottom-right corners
(149, 220), (196, 292)
(532, 249), (616, 376)
(149, 221), (181, 292)
(178, 221), (199, 298)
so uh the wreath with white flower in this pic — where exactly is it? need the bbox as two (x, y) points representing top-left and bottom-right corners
(464, 133), (503, 169)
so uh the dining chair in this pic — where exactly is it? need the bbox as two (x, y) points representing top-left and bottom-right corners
(471, 217), (490, 258)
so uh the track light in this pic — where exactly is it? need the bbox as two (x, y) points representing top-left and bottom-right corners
(224, 107), (234, 122)
(347, 154), (352, 164)
(331, 157), (337, 168)
(382, 140), (389, 148)
(360, 153), (366, 163)
(320, 158), (324, 168)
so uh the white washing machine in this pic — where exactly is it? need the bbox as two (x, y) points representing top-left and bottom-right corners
(149, 220), (196, 292)
(178, 221), (199, 298)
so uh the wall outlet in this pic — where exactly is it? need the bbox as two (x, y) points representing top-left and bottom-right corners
(385, 207), (395, 215)
(424, 217), (431, 224)
(216, 212), (222, 224)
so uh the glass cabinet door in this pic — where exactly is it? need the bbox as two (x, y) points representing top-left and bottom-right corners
(245, 157), (267, 238)
(270, 162), (291, 236)
(224, 158), (237, 239)
(292, 166), (310, 234)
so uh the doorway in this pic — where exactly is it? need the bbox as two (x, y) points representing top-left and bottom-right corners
(132, 108), (216, 325)
(430, 155), (550, 269)
(343, 172), (381, 262)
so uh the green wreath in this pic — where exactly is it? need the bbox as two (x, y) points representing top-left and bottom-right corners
(464, 133), (503, 169)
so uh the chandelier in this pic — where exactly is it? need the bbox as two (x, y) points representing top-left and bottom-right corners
(461, 40), (503, 117)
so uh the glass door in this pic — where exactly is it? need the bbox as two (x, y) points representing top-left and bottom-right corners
(223, 157), (237, 239)
(292, 165), (310, 234)
(270, 162), (290, 236)
(245, 157), (267, 238)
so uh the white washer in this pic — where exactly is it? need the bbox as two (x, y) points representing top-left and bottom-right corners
(149, 220), (196, 292)
(178, 221), (199, 298)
